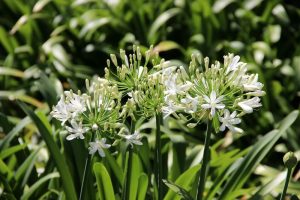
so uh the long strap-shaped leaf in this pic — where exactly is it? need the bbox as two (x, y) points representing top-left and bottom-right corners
(218, 110), (299, 200)
(18, 102), (77, 200)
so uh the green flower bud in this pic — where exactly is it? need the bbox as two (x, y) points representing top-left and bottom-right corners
(283, 152), (298, 169)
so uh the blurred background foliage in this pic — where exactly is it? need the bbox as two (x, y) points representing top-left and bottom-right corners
(1, 0), (300, 199)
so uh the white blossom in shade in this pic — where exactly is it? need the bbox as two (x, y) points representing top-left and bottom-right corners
(50, 96), (71, 125)
(219, 109), (243, 133)
(65, 91), (86, 117)
(226, 55), (240, 74)
(65, 120), (90, 140)
(88, 138), (111, 157)
(181, 94), (199, 114)
(201, 91), (225, 116)
(242, 74), (264, 91)
(120, 131), (143, 147)
(238, 97), (262, 113)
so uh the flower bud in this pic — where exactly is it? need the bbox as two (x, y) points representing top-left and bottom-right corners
(92, 123), (99, 131)
(283, 152), (298, 169)
(110, 54), (118, 67)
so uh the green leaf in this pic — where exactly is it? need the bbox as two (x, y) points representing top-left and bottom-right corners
(0, 67), (24, 78)
(219, 110), (299, 200)
(0, 27), (13, 53)
(137, 173), (148, 200)
(0, 91), (44, 108)
(18, 102), (77, 200)
(153, 41), (182, 53)
(250, 171), (287, 199)
(0, 143), (27, 159)
(93, 162), (116, 200)
(163, 179), (193, 200)
(21, 172), (60, 200)
(38, 73), (58, 108)
(148, 8), (181, 44)
(0, 116), (31, 150)
(104, 149), (124, 186)
(0, 158), (14, 181)
(164, 164), (201, 200)
(129, 153), (142, 200)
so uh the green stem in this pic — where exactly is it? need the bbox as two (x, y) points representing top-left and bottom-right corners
(122, 121), (135, 200)
(155, 112), (163, 200)
(122, 147), (133, 200)
(279, 168), (292, 200)
(79, 134), (95, 200)
(79, 151), (92, 200)
(196, 121), (212, 200)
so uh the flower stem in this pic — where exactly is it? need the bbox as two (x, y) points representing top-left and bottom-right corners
(279, 168), (292, 200)
(122, 121), (135, 200)
(122, 147), (133, 200)
(79, 134), (95, 200)
(196, 121), (212, 200)
(155, 112), (163, 200)
(79, 149), (92, 200)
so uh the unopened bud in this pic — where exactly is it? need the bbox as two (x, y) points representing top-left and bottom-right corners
(92, 124), (99, 131)
(283, 152), (298, 169)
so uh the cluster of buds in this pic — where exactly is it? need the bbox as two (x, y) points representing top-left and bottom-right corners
(51, 46), (265, 156)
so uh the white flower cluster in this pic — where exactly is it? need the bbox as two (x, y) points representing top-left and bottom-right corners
(51, 77), (143, 157)
(160, 54), (265, 133)
(51, 46), (265, 157)
(105, 47), (264, 133)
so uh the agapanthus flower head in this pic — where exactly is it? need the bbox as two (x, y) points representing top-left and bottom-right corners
(51, 78), (122, 157)
(181, 53), (265, 133)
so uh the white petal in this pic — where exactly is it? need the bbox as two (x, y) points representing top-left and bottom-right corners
(210, 91), (216, 101)
(201, 104), (211, 109)
(220, 124), (226, 131)
(210, 107), (216, 116)
(238, 102), (253, 113)
(203, 95), (210, 103)
(216, 104), (225, 109)
(66, 134), (76, 140)
(215, 95), (224, 103)
(229, 118), (241, 125)
(98, 148), (106, 157)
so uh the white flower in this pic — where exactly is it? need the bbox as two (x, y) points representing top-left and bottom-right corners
(242, 74), (264, 91)
(164, 74), (192, 97)
(226, 55), (240, 74)
(65, 120), (90, 140)
(50, 96), (71, 125)
(88, 138), (111, 157)
(238, 97), (262, 113)
(201, 91), (225, 116)
(219, 109), (243, 133)
(181, 94), (199, 113)
(65, 92), (86, 117)
(162, 100), (182, 119)
(120, 131), (143, 147)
